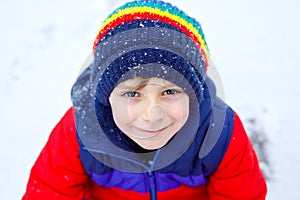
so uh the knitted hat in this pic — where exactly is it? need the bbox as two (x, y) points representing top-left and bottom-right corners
(93, 0), (210, 106)
(71, 0), (216, 171)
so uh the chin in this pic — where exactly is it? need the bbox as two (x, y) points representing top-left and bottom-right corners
(136, 140), (168, 150)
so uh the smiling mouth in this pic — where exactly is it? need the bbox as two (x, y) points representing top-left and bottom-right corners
(138, 126), (169, 134)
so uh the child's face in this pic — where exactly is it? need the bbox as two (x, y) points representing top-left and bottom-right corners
(109, 77), (189, 150)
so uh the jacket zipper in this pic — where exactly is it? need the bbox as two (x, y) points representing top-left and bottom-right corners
(147, 171), (157, 200)
(147, 148), (161, 200)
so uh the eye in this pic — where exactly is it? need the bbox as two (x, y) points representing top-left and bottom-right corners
(163, 89), (178, 95)
(123, 91), (139, 97)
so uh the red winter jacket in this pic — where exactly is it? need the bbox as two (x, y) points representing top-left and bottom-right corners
(22, 108), (267, 200)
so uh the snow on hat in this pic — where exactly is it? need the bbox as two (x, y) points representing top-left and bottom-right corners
(92, 0), (210, 106)
(93, 0), (209, 64)
(72, 0), (215, 158)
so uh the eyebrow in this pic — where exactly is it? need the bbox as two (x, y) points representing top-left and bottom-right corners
(117, 79), (150, 91)
(117, 81), (182, 92)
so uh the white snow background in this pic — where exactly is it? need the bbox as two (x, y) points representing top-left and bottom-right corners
(0, 0), (299, 199)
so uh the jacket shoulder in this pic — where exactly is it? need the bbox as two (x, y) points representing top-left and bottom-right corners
(207, 111), (267, 199)
(22, 107), (89, 200)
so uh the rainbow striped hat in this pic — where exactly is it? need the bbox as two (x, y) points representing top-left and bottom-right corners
(93, 0), (209, 69)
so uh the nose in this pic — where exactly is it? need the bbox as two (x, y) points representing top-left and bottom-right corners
(141, 98), (165, 122)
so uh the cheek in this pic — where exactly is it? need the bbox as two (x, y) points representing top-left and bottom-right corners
(110, 99), (139, 125)
(165, 96), (189, 122)
(126, 105), (140, 122)
(110, 99), (129, 126)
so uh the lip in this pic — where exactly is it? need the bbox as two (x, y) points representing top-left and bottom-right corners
(137, 126), (169, 135)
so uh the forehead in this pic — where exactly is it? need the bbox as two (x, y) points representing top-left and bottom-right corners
(116, 77), (178, 89)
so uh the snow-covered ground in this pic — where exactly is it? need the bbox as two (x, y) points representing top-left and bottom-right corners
(1, 0), (299, 199)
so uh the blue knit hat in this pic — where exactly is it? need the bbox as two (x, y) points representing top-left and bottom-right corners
(71, 0), (215, 159)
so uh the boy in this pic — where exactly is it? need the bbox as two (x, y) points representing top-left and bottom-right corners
(23, 0), (267, 199)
